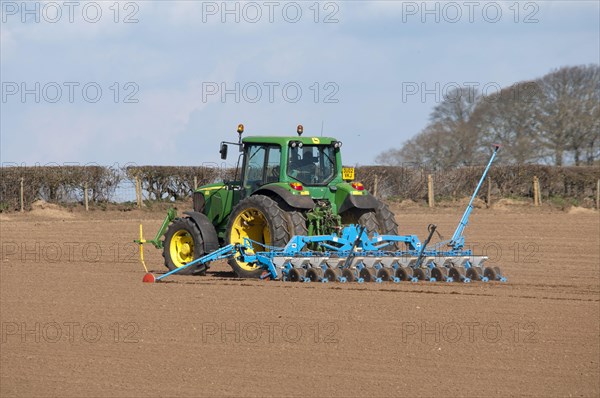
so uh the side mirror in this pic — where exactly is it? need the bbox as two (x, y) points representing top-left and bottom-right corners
(220, 143), (228, 160)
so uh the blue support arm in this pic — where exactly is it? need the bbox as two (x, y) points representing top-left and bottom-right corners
(155, 244), (240, 282)
(449, 144), (500, 250)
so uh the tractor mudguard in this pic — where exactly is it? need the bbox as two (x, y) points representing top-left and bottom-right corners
(253, 186), (315, 210)
(183, 211), (220, 252)
(338, 193), (380, 213)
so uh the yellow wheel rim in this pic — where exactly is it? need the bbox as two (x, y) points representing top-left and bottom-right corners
(229, 208), (271, 271)
(169, 230), (194, 268)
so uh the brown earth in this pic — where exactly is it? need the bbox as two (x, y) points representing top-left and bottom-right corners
(0, 205), (599, 397)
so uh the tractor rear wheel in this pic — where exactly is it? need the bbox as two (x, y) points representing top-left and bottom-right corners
(342, 210), (380, 236)
(342, 204), (397, 237)
(162, 217), (205, 275)
(375, 202), (398, 235)
(281, 204), (309, 237)
(226, 195), (304, 278)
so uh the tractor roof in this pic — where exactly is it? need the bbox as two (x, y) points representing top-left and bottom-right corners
(242, 136), (338, 146)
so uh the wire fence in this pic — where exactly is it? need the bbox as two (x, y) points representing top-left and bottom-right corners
(1, 164), (599, 211)
(111, 179), (138, 203)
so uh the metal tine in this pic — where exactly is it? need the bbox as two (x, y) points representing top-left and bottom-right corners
(470, 256), (488, 268)
(361, 257), (382, 269)
(380, 258), (399, 268)
(340, 256), (364, 269)
(442, 257), (462, 268)
(273, 257), (292, 268)
(421, 256), (436, 268)
(326, 258), (345, 268)
(308, 257), (329, 268)
(394, 257), (415, 269)
(290, 258), (312, 268)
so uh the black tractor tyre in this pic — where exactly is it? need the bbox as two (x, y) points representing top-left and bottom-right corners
(162, 217), (206, 275)
(268, 196), (311, 253)
(285, 210), (309, 237)
(272, 196), (309, 238)
(375, 202), (399, 235)
(342, 202), (398, 238)
(225, 195), (295, 278)
(342, 209), (380, 236)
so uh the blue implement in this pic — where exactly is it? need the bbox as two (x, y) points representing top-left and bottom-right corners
(141, 146), (506, 284)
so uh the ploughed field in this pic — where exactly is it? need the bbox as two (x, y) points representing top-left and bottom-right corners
(1, 204), (599, 397)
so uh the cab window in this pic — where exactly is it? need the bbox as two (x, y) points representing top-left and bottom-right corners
(243, 144), (281, 192)
(288, 145), (336, 185)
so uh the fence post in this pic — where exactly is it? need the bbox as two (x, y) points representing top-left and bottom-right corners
(427, 174), (434, 208)
(533, 176), (540, 206)
(135, 176), (142, 209)
(20, 177), (24, 212)
(596, 179), (599, 211)
(373, 175), (378, 198)
(84, 182), (89, 211)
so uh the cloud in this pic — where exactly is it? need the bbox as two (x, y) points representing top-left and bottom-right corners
(0, 25), (17, 61)
(1, 1), (598, 166)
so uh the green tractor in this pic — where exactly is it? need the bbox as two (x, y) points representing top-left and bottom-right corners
(161, 124), (398, 278)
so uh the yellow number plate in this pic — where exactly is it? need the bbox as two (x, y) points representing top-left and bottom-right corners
(342, 167), (355, 181)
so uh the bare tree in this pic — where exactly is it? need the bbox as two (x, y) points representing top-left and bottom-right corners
(376, 87), (483, 168)
(471, 81), (545, 164)
(395, 123), (457, 169)
(536, 65), (600, 165)
(375, 148), (404, 166)
(429, 86), (483, 165)
(376, 65), (600, 167)
(585, 110), (600, 165)
(572, 65), (600, 165)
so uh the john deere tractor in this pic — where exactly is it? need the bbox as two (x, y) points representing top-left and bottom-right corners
(161, 125), (398, 278)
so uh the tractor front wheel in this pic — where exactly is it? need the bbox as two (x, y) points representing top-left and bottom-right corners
(226, 195), (297, 278)
(162, 218), (205, 275)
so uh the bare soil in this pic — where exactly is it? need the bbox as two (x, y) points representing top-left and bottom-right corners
(1, 205), (599, 397)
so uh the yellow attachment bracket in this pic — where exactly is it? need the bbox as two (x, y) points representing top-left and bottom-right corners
(138, 224), (149, 273)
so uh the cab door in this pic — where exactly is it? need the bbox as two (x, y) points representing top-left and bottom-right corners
(240, 144), (281, 198)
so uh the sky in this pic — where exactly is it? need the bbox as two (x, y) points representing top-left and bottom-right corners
(1, 0), (599, 168)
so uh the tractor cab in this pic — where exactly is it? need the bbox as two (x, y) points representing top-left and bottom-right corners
(220, 124), (344, 199)
(240, 138), (339, 196)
